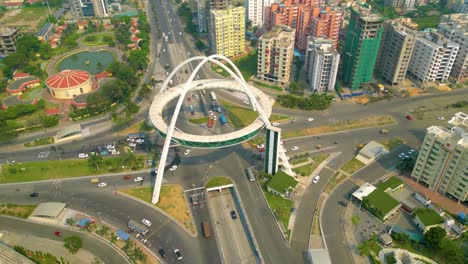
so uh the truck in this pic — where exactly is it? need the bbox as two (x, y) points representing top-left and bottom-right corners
(128, 220), (148, 235)
(380, 129), (389, 134)
(219, 114), (227, 126)
(165, 36), (169, 42)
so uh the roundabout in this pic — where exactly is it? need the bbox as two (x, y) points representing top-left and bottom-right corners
(149, 54), (293, 204)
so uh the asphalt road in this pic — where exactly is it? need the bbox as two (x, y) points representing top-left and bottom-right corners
(0, 215), (129, 264)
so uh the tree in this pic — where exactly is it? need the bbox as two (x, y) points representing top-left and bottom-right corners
(63, 235), (83, 254)
(65, 218), (76, 226)
(424, 226), (446, 248)
(439, 238), (464, 263)
(88, 153), (103, 171)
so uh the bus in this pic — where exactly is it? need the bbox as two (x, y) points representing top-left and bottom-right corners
(207, 118), (214, 128)
(210, 91), (217, 101)
(219, 114), (227, 126)
(202, 221), (211, 238)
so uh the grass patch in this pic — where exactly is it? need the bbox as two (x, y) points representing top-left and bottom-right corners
(269, 114), (290, 122)
(189, 117), (208, 124)
(412, 15), (441, 30)
(252, 81), (283, 91)
(364, 189), (400, 219)
(21, 87), (43, 100)
(341, 158), (365, 175)
(115, 120), (149, 135)
(120, 185), (194, 233)
(264, 187), (294, 230)
(293, 164), (313, 176)
(377, 176), (404, 192)
(0, 204), (37, 218)
(0, 155), (145, 183)
(82, 33), (115, 46)
(222, 99), (259, 128)
(351, 215), (361, 225)
(24, 137), (54, 147)
(322, 172), (347, 194)
(213, 51), (258, 80)
(385, 253), (397, 264)
(380, 138), (405, 151)
(283, 115), (395, 139)
(205, 177), (233, 188)
(290, 158), (309, 165)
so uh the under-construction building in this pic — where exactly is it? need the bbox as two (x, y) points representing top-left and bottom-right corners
(342, 5), (383, 90)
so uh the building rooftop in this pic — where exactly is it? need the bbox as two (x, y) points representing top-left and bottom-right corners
(377, 176), (404, 192)
(427, 112), (467, 148)
(0, 27), (19, 37)
(46, 70), (91, 89)
(358, 140), (388, 159)
(307, 37), (338, 54)
(351, 4), (382, 22)
(417, 32), (458, 48)
(365, 189), (400, 215)
(30, 202), (66, 219)
(352, 182), (376, 201)
(261, 25), (295, 47)
(414, 208), (444, 226)
(267, 171), (298, 194)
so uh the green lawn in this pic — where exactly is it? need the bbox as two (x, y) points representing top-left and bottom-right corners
(385, 253), (397, 264)
(252, 81), (283, 92)
(269, 114), (290, 122)
(0, 156), (145, 183)
(377, 176), (403, 192)
(24, 137), (54, 147)
(262, 185), (294, 231)
(205, 177), (233, 188)
(222, 99), (259, 128)
(380, 138), (405, 151)
(267, 171), (298, 193)
(0, 204), (37, 218)
(351, 215), (361, 225)
(414, 208), (444, 226)
(82, 33), (115, 46)
(293, 164), (313, 176)
(213, 51), (258, 80)
(412, 15), (441, 30)
(341, 158), (365, 175)
(22, 87), (43, 100)
(189, 117), (208, 124)
(290, 158), (309, 165)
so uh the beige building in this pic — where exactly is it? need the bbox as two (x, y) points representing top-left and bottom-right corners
(257, 25), (295, 86)
(411, 112), (468, 203)
(209, 6), (245, 58)
(46, 70), (93, 99)
(305, 37), (340, 92)
(377, 19), (416, 86)
(438, 14), (468, 80)
(0, 27), (21, 55)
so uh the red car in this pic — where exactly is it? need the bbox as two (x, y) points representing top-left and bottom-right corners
(406, 115), (413, 120)
(54, 231), (62, 237)
(123, 175), (133, 180)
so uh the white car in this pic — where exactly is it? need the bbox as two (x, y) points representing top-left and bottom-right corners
(134, 176), (143, 182)
(184, 149), (191, 155)
(129, 143), (136, 147)
(291, 146), (299, 151)
(179, 32), (182, 36)
(307, 117), (314, 122)
(141, 219), (152, 227)
(243, 100), (250, 105)
(408, 149), (416, 154)
(272, 122), (280, 127)
(78, 153), (88, 158)
(97, 182), (107, 188)
(257, 144), (265, 149)
(174, 249), (183, 260)
(312, 175), (320, 184)
(170, 165), (178, 171)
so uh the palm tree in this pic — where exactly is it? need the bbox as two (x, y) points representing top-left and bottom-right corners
(88, 153), (103, 171)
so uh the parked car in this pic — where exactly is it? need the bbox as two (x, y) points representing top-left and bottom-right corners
(230, 210), (237, 220)
(141, 219), (152, 227)
(170, 165), (178, 171)
(30, 192), (39, 197)
(338, 200), (348, 207)
(312, 175), (320, 184)
(307, 117), (314, 122)
(159, 249), (167, 258)
(54, 231), (62, 237)
(97, 182), (107, 188)
(134, 177), (143, 182)
(78, 153), (88, 158)
(291, 146), (299, 151)
(123, 175), (133, 180)
(174, 249), (183, 260)
(406, 115), (413, 120)
(184, 149), (191, 155)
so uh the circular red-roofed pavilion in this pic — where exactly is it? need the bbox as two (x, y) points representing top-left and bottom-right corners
(46, 69), (92, 99)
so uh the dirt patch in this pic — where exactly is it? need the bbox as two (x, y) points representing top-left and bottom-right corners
(158, 185), (193, 232)
(0, 7), (50, 30)
(0, 204), (36, 218)
(406, 88), (421, 97)
(116, 120), (145, 135)
(437, 85), (452, 92)
(351, 95), (369, 104)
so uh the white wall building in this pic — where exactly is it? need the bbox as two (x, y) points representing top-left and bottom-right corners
(405, 0), (416, 8)
(438, 14), (468, 80)
(407, 32), (459, 83)
(304, 37), (339, 92)
(245, 0), (273, 28)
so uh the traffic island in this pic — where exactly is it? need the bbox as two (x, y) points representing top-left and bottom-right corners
(0, 204), (36, 219)
(120, 185), (195, 235)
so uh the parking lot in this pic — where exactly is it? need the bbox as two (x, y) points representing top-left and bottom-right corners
(207, 189), (256, 264)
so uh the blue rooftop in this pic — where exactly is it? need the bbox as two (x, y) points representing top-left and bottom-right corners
(36, 23), (53, 37)
(116, 230), (131, 241)
(77, 218), (91, 227)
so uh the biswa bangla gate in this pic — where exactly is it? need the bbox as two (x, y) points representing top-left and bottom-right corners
(147, 55), (293, 204)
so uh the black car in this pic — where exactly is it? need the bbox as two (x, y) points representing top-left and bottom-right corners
(158, 249), (167, 258)
(29, 192), (39, 197)
(230, 210), (237, 220)
(338, 200), (348, 207)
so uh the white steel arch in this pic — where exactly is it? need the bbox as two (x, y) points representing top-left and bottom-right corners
(151, 55), (292, 204)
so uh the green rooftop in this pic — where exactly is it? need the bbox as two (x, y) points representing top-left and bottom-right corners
(377, 176), (404, 192)
(414, 209), (444, 226)
(267, 171), (298, 194)
(365, 189), (400, 215)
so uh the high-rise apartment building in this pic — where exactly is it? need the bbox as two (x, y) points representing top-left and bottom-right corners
(0, 27), (21, 55)
(304, 37), (339, 92)
(447, 0), (468, 13)
(245, 0), (273, 28)
(209, 6), (246, 57)
(209, 0), (231, 10)
(437, 14), (468, 80)
(296, 6), (342, 51)
(257, 25), (295, 85)
(342, 6), (383, 90)
(407, 32), (459, 83)
(411, 112), (468, 203)
(377, 19), (416, 85)
(70, 0), (109, 18)
(384, 0), (403, 7)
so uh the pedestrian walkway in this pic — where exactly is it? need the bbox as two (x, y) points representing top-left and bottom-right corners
(343, 203), (372, 264)
(0, 232), (97, 264)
